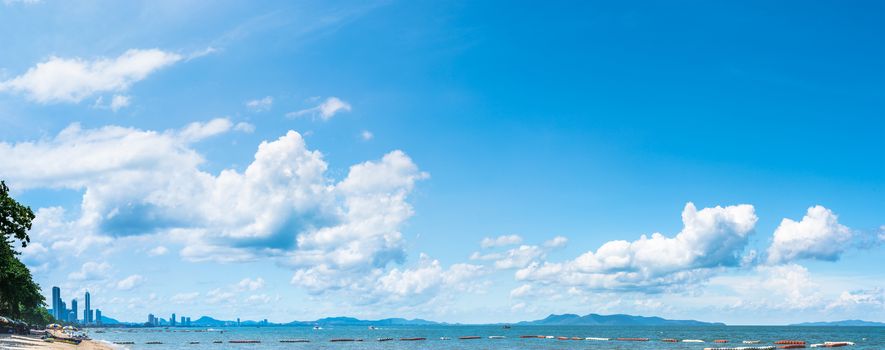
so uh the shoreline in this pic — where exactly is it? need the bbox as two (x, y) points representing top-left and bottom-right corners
(0, 334), (113, 350)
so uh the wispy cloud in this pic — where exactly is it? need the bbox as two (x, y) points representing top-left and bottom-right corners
(286, 97), (351, 121)
(245, 96), (273, 112)
(0, 49), (182, 104)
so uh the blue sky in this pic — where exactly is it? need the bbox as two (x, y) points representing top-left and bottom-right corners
(0, 0), (883, 325)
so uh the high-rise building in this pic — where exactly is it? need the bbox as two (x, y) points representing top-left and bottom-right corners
(84, 291), (92, 324)
(95, 310), (102, 326)
(51, 287), (61, 320)
(70, 299), (78, 324)
(59, 300), (67, 321)
(171, 313), (176, 327)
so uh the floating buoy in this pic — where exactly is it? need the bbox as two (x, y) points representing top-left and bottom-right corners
(489, 336), (506, 339)
(704, 347), (775, 350)
(459, 336), (481, 340)
(212, 340), (222, 343)
(663, 338), (678, 342)
(617, 337), (650, 341)
(377, 338), (393, 342)
(113, 341), (134, 344)
(715, 339), (729, 343)
(145, 341), (163, 344)
(330, 338), (356, 342)
(280, 339), (310, 343)
(779, 345), (806, 349)
(400, 337), (426, 341)
(189, 341), (200, 344)
(520, 335), (543, 338)
(229, 340), (260, 343)
(586, 337), (609, 341)
(544, 335), (554, 339)
(744, 340), (762, 344)
(684, 339), (706, 343)
(556, 336), (569, 340)
(439, 337), (451, 340)
(776, 340), (806, 345)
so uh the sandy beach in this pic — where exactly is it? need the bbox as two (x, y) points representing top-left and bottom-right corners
(0, 334), (112, 350)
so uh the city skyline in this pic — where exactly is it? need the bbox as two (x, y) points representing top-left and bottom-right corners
(1, 1), (883, 325)
(48, 286), (101, 326)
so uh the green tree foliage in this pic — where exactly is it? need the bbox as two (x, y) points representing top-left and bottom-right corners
(0, 180), (51, 326)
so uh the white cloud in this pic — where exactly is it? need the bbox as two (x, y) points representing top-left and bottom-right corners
(515, 203), (757, 292)
(109, 94), (131, 111)
(245, 96), (273, 112)
(116, 274), (145, 290)
(544, 236), (568, 248)
(510, 284), (534, 298)
(178, 118), (233, 142)
(827, 288), (884, 311)
(93, 94), (132, 111)
(373, 254), (485, 301)
(68, 261), (111, 281)
(206, 288), (236, 304)
(767, 206), (852, 264)
(236, 277), (265, 291)
(234, 122), (255, 133)
(0, 49), (182, 103)
(481, 234), (522, 248)
(360, 130), (373, 141)
(147, 246), (169, 256)
(493, 245), (545, 269)
(170, 292), (200, 303)
(286, 96), (351, 121)
(3, 0), (41, 6)
(5, 119), (433, 299)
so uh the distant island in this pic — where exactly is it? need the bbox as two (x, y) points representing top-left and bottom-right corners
(516, 313), (724, 326)
(790, 320), (885, 327)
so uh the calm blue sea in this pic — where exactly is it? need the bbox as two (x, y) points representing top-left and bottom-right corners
(91, 325), (884, 350)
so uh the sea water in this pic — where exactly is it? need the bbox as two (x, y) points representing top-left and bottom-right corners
(92, 325), (884, 349)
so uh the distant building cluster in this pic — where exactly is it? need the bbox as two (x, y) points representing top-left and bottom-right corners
(145, 313), (192, 327)
(49, 286), (102, 326)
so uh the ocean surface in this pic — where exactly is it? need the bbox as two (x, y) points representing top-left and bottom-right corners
(91, 325), (883, 349)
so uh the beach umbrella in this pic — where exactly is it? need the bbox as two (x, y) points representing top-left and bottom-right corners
(47, 323), (62, 329)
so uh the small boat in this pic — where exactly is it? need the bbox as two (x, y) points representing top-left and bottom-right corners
(503, 324), (511, 329)
(368, 326), (377, 330)
(313, 325), (322, 330)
